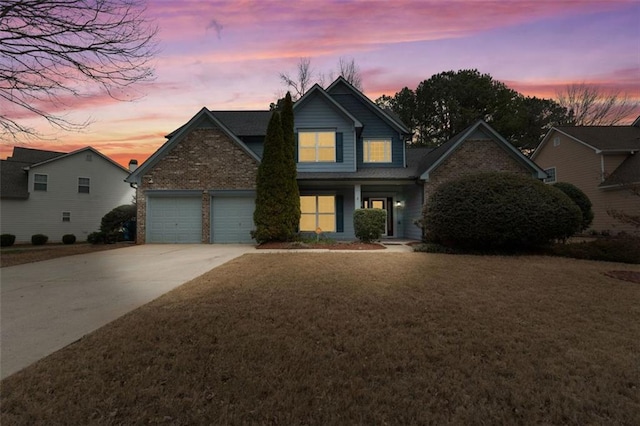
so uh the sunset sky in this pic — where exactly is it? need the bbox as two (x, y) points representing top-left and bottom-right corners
(2, 0), (639, 167)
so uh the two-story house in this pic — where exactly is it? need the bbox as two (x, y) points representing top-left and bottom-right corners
(1, 146), (135, 243)
(126, 77), (545, 244)
(532, 118), (640, 234)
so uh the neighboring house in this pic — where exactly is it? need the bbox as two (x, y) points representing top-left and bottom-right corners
(126, 77), (545, 244)
(532, 119), (640, 234)
(1, 147), (135, 243)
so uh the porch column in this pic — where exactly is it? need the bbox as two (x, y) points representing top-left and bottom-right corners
(354, 184), (361, 209)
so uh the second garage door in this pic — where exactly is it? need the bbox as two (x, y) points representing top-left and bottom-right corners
(147, 196), (202, 243)
(211, 195), (255, 243)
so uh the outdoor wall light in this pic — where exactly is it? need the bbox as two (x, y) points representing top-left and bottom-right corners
(395, 200), (405, 208)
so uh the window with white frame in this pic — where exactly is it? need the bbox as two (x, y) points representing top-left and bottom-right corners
(544, 167), (556, 183)
(299, 131), (336, 162)
(78, 177), (90, 193)
(363, 139), (392, 163)
(299, 195), (335, 232)
(62, 212), (71, 222)
(34, 174), (48, 191)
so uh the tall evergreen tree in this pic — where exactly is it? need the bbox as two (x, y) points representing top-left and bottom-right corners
(252, 111), (296, 243)
(280, 92), (301, 234)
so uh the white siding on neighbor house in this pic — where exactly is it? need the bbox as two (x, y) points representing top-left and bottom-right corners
(0, 151), (134, 243)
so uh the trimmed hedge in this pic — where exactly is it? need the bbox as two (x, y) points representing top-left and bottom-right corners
(553, 182), (594, 231)
(62, 234), (76, 245)
(1, 234), (16, 247)
(87, 231), (106, 244)
(423, 172), (582, 250)
(31, 234), (49, 245)
(550, 236), (640, 264)
(354, 209), (387, 243)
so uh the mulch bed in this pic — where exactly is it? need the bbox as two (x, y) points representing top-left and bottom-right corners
(257, 241), (385, 250)
(604, 270), (640, 284)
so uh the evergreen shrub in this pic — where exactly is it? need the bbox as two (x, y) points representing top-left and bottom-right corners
(62, 234), (76, 244)
(31, 234), (48, 245)
(423, 172), (582, 250)
(1, 234), (16, 247)
(353, 209), (387, 243)
(553, 182), (593, 231)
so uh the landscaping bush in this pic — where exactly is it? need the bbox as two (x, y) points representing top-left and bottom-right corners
(423, 172), (583, 250)
(62, 234), (76, 245)
(353, 209), (387, 243)
(100, 204), (136, 241)
(553, 182), (594, 231)
(31, 234), (49, 245)
(87, 231), (106, 244)
(1, 234), (16, 247)
(550, 235), (640, 264)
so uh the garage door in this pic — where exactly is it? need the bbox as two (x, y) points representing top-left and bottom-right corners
(147, 196), (202, 243)
(211, 196), (255, 243)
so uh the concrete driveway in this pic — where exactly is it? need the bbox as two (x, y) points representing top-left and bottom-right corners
(0, 244), (253, 379)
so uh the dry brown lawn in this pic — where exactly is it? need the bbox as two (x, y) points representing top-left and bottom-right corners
(1, 253), (639, 425)
(0, 243), (130, 268)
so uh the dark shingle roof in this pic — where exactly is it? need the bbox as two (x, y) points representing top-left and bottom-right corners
(1, 147), (66, 199)
(8, 147), (66, 163)
(556, 126), (640, 151)
(211, 111), (271, 136)
(600, 153), (640, 187)
(297, 147), (435, 181)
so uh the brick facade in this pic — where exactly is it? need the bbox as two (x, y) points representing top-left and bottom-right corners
(423, 139), (532, 203)
(136, 127), (259, 243)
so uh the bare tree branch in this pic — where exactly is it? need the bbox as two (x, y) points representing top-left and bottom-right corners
(279, 57), (312, 100)
(0, 0), (158, 140)
(556, 83), (639, 126)
(337, 57), (362, 90)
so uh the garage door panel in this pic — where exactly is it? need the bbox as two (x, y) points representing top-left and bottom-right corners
(212, 196), (255, 243)
(147, 197), (202, 243)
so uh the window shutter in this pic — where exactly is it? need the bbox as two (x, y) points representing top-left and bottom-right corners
(336, 194), (344, 232)
(294, 133), (299, 162)
(336, 132), (343, 163)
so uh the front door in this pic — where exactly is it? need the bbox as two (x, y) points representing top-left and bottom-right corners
(367, 197), (393, 236)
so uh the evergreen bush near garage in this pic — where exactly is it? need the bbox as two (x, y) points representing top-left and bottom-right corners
(423, 172), (582, 250)
(553, 182), (594, 231)
(87, 231), (106, 244)
(62, 234), (76, 244)
(1, 234), (16, 247)
(100, 204), (136, 237)
(31, 234), (49, 245)
(354, 209), (387, 243)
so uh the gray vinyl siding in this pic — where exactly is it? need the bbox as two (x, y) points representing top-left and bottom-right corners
(295, 91), (355, 172)
(402, 184), (423, 240)
(330, 93), (404, 168)
(241, 136), (264, 158)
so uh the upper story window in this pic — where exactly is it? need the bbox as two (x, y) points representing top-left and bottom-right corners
(78, 177), (90, 193)
(553, 136), (560, 147)
(363, 139), (392, 163)
(544, 167), (556, 183)
(299, 131), (335, 162)
(34, 174), (48, 191)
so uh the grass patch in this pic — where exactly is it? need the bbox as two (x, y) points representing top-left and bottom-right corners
(2, 253), (639, 424)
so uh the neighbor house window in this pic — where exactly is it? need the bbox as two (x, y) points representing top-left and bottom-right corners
(300, 195), (335, 232)
(553, 136), (560, 147)
(363, 139), (392, 163)
(544, 167), (556, 183)
(34, 174), (48, 191)
(299, 131), (335, 162)
(62, 212), (71, 222)
(78, 177), (90, 193)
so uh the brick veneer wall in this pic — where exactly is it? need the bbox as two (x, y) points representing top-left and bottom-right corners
(423, 139), (532, 205)
(135, 127), (259, 243)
